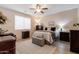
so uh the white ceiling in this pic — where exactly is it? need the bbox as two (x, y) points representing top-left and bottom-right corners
(0, 4), (79, 17)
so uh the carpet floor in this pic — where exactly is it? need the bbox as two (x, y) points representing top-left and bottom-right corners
(16, 39), (57, 54)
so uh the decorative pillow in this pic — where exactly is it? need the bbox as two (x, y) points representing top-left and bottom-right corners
(33, 31), (44, 38)
(36, 34), (44, 38)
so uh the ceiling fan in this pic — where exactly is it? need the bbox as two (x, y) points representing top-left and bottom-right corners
(30, 4), (48, 14)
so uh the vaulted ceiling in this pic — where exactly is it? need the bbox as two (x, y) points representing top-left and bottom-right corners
(0, 4), (79, 17)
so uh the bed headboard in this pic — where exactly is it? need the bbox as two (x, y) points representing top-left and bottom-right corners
(51, 27), (56, 31)
(36, 25), (43, 30)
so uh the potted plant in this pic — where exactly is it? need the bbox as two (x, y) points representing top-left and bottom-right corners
(0, 12), (7, 34)
(0, 12), (7, 24)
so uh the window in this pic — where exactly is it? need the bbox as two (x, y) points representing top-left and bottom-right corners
(15, 15), (31, 30)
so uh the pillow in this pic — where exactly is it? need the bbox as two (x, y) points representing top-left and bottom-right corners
(33, 31), (44, 38)
(36, 34), (44, 38)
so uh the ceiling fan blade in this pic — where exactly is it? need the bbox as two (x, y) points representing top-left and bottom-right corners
(36, 4), (41, 9)
(42, 8), (48, 10)
(34, 11), (37, 14)
(41, 11), (44, 14)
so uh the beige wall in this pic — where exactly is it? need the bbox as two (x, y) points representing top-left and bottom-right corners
(78, 8), (79, 23)
(0, 7), (33, 40)
(40, 8), (78, 32)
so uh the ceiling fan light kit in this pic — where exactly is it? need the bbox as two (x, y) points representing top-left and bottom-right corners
(30, 4), (48, 14)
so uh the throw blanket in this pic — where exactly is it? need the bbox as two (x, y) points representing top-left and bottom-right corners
(32, 31), (53, 44)
(0, 36), (16, 42)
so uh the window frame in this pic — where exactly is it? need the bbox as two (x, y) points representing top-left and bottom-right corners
(15, 15), (31, 30)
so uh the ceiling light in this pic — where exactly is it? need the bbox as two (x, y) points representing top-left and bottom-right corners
(36, 9), (41, 12)
(30, 4), (48, 14)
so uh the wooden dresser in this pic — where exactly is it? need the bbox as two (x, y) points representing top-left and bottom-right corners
(60, 32), (69, 42)
(70, 30), (79, 53)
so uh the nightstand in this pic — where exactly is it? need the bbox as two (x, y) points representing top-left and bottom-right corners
(60, 32), (69, 42)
